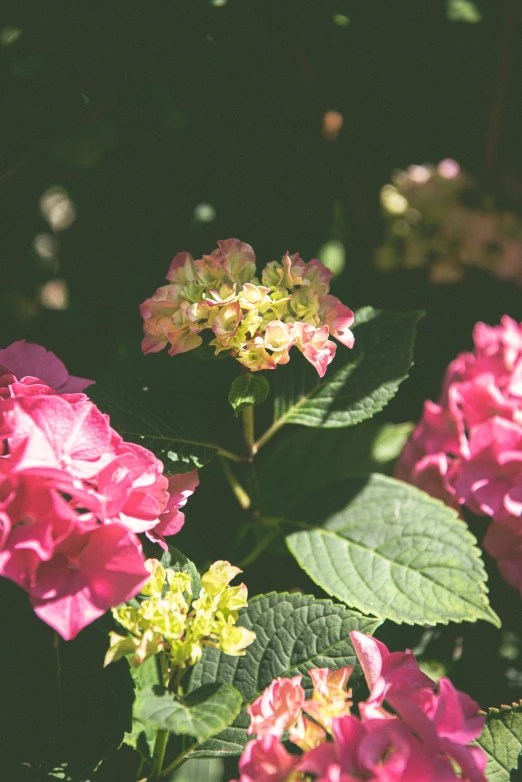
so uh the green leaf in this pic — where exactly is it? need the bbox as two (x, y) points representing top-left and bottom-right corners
(123, 656), (161, 760)
(285, 474), (499, 628)
(258, 420), (413, 516)
(228, 373), (270, 417)
(135, 683), (242, 744)
(187, 591), (380, 757)
(270, 307), (423, 429)
(475, 701), (522, 781)
(447, 0), (482, 23)
(89, 377), (221, 475)
(170, 758), (224, 782)
(160, 545), (202, 598)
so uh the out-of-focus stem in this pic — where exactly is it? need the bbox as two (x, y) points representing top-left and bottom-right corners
(243, 405), (255, 459)
(151, 729), (169, 778)
(220, 457), (251, 510)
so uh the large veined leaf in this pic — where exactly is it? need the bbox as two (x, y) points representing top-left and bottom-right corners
(258, 420), (413, 516)
(475, 701), (522, 781)
(135, 683), (242, 745)
(286, 474), (499, 627)
(90, 377), (222, 475)
(187, 591), (380, 757)
(269, 307), (423, 429)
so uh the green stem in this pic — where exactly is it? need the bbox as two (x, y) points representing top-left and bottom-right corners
(159, 651), (169, 687)
(217, 446), (244, 463)
(151, 729), (169, 778)
(158, 743), (195, 777)
(238, 526), (280, 568)
(253, 416), (284, 453)
(220, 457), (251, 510)
(243, 405), (255, 459)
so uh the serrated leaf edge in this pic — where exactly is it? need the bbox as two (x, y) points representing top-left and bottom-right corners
(286, 475), (500, 628)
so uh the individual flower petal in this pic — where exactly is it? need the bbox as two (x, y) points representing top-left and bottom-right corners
(0, 340), (94, 393)
(319, 295), (355, 349)
(235, 735), (299, 782)
(30, 523), (150, 640)
(246, 675), (305, 738)
(484, 515), (522, 597)
(294, 323), (337, 377)
(146, 470), (200, 549)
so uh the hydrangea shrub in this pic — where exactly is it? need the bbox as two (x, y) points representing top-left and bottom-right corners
(1, 239), (520, 781)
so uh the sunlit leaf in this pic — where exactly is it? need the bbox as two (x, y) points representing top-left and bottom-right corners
(135, 683), (242, 744)
(90, 378), (221, 475)
(286, 474), (499, 627)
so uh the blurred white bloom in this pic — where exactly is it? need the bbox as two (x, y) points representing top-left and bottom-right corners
(193, 203), (216, 223)
(33, 233), (58, 259)
(39, 279), (69, 310)
(39, 186), (76, 230)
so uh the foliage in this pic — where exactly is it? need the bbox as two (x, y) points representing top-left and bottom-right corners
(187, 592), (380, 757)
(286, 474), (499, 627)
(475, 701), (522, 781)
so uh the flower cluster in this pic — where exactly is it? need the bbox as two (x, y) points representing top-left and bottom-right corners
(396, 315), (522, 598)
(375, 160), (522, 286)
(105, 559), (256, 670)
(233, 632), (487, 782)
(140, 238), (354, 377)
(0, 340), (198, 640)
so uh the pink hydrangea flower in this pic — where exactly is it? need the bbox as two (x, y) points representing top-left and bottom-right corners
(0, 350), (198, 638)
(300, 716), (439, 782)
(452, 417), (522, 519)
(396, 316), (522, 595)
(140, 240), (354, 376)
(349, 631), (434, 720)
(6, 394), (114, 481)
(301, 666), (354, 733)
(484, 515), (522, 597)
(246, 675), (305, 738)
(146, 470), (200, 549)
(231, 735), (299, 782)
(350, 632), (486, 782)
(237, 634), (487, 782)
(294, 323), (337, 378)
(0, 340), (94, 394)
(29, 523), (150, 640)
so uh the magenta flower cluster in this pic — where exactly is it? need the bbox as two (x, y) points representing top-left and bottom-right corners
(233, 632), (486, 782)
(396, 315), (522, 598)
(0, 341), (198, 640)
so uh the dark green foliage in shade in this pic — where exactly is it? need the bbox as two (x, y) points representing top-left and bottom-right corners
(258, 419), (413, 516)
(89, 373), (221, 475)
(271, 308), (424, 428)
